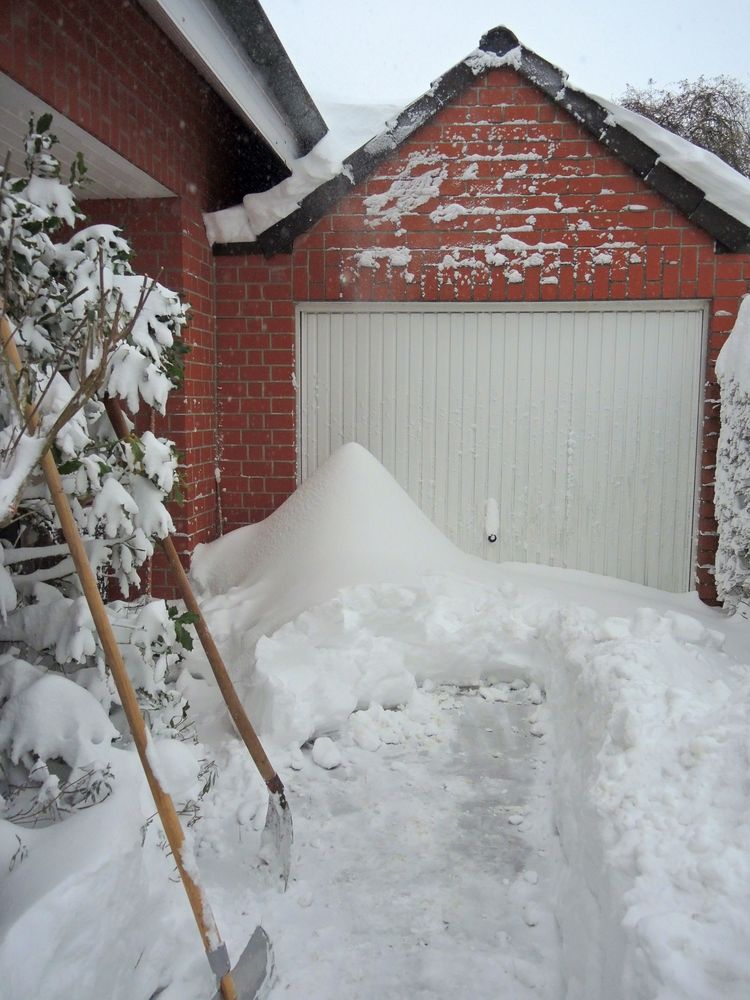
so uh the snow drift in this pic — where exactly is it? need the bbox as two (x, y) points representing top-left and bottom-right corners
(192, 442), (468, 606)
(190, 442), (750, 999)
(4, 442), (750, 1000)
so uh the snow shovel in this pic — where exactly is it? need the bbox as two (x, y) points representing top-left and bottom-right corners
(104, 396), (292, 887)
(1, 317), (273, 1000)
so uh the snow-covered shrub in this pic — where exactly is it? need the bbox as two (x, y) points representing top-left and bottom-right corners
(0, 118), (197, 818)
(715, 295), (750, 610)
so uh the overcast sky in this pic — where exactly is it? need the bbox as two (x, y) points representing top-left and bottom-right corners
(261, 0), (750, 113)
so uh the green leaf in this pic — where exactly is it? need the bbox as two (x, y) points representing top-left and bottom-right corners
(166, 607), (199, 652)
(57, 458), (82, 474)
(37, 113), (53, 133)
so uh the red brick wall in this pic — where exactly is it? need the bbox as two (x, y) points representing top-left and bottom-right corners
(4, 0), (250, 210)
(215, 66), (750, 602)
(2, 0), (258, 592)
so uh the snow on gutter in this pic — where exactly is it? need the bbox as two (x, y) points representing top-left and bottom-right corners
(138, 0), (306, 167)
(204, 101), (400, 246)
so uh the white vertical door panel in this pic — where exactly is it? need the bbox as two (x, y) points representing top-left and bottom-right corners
(297, 302), (705, 591)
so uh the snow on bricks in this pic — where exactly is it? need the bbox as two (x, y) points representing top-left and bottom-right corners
(214, 60), (750, 603)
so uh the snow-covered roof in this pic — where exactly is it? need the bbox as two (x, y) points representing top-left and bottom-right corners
(208, 24), (750, 255)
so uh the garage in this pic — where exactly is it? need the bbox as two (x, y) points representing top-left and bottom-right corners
(297, 301), (706, 591)
(210, 27), (750, 604)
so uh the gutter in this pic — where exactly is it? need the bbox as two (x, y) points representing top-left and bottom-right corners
(138, 0), (327, 169)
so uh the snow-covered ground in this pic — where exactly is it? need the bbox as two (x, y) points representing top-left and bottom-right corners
(1, 444), (749, 999)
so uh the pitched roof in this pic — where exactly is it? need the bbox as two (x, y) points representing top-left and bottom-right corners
(214, 25), (750, 256)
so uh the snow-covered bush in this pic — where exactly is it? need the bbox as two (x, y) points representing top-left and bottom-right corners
(0, 118), (196, 819)
(715, 296), (750, 610)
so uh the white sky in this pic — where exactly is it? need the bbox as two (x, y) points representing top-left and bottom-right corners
(261, 0), (750, 113)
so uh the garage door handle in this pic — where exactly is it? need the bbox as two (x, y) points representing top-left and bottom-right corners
(485, 498), (499, 543)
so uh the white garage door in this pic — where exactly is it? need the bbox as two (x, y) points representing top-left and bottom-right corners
(297, 301), (706, 591)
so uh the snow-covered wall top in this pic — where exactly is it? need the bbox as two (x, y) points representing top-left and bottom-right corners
(206, 25), (750, 254)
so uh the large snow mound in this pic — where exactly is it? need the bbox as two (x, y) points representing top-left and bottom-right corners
(192, 442), (473, 625)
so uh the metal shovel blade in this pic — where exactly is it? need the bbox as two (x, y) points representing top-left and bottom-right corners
(260, 788), (293, 888)
(211, 926), (274, 1000)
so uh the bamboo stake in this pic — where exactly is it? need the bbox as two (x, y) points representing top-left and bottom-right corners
(104, 397), (292, 884)
(1, 315), (238, 1000)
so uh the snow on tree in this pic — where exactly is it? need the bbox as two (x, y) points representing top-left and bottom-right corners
(0, 118), (197, 821)
(715, 295), (750, 609)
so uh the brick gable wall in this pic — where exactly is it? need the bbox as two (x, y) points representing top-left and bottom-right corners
(215, 66), (750, 602)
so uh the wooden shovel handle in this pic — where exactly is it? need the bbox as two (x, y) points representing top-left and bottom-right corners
(1, 317), (238, 1000)
(104, 398), (284, 796)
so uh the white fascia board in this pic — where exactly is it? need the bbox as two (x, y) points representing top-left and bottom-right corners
(140, 0), (301, 166)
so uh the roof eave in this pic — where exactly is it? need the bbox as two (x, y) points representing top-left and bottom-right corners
(138, 0), (326, 171)
(212, 0), (327, 156)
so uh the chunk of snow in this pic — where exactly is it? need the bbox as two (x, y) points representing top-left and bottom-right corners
(464, 46), (523, 74)
(484, 497), (499, 540)
(0, 671), (118, 769)
(354, 247), (412, 269)
(311, 736), (342, 769)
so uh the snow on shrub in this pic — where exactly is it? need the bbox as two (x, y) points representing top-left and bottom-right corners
(0, 118), (197, 820)
(715, 295), (750, 609)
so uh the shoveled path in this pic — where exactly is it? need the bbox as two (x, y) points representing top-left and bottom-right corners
(256, 687), (564, 999)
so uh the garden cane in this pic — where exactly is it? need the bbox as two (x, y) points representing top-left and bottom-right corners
(1, 314), (272, 1000)
(104, 396), (293, 887)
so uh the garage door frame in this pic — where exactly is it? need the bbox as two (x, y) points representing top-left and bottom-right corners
(296, 299), (709, 591)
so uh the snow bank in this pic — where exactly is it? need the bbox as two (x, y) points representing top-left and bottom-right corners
(0, 741), (217, 1000)
(547, 605), (750, 1000)
(715, 296), (750, 606)
(192, 442), (750, 1000)
(190, 445), (500, 744)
